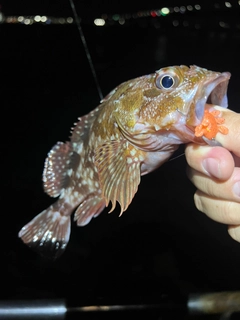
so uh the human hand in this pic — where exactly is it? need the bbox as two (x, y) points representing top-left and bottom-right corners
(185, 107), (240, 242)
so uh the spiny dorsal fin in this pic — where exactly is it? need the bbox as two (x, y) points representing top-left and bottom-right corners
(70, 106), (103, 143)
(94, 140), (141, 215)
(43, 141), (79, 197)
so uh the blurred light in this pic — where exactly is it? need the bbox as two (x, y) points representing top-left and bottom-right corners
(187, 5), (193, 11)
(150, 11), (157, 17)
(119, 18), (125, 25)
(195, 4), (201, 10)
(40, 16), (47, 22)
(34, 15), (41, 22)
(180, 6), (186, 13)
(161, 7), (170, 15)
(219, 21), (229, 28)
(225, 2), (232, 7)
(174, 7), (180, 13)
(58, 18), (65, 24)
(112, 14), (119, 21)
(94, 18), (105, 26)
(172, 20), (179, 26)
(6, 16), (13, 23)
(17, 16), (24, 22)
(24, 18), (31, 25)
(66, 17), (73, 23)
(101, 14), (108, 20)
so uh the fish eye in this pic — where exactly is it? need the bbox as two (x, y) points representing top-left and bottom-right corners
(155, 73), (179, 90)
(161, 76), (174, 88)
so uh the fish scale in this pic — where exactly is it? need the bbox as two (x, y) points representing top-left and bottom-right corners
(18, 65), (230, 258)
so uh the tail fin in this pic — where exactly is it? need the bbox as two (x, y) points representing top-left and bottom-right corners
(18, 205), (71, 259)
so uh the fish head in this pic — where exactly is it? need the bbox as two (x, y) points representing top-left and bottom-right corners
(134, 65), (231, 146)
(102, 65), (230, 151)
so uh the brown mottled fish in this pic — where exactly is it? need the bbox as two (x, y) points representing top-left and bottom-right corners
(18, 65), (230, 258)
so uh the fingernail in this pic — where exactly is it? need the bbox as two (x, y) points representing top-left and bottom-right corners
(202, 158), (221, 178)
(233, 181), (240, 198)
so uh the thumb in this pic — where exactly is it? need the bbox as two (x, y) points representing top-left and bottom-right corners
(228, 224), (240, 243)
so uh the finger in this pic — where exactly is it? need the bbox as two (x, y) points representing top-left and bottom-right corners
(228, 225), (240, 243)
(185, 144), (234, 180)
(194, 190), (240, 225)
(187, 167), (240, 202)
(214, 107), (240, 157)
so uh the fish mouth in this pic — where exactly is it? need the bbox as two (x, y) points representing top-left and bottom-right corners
(188, 71), (231, 126)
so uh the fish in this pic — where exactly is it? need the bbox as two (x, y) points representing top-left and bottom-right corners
(18, 65), (230, 258)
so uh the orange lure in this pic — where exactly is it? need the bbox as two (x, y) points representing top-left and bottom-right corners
(195, 109), (228, 140)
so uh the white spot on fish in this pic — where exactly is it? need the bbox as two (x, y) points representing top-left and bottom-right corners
(59, 189), (65, 199)
(95, 181), (99, 188)
(130, 149), (136, 156)
(127, 157), (133, 164)
(76, 143), (83, 154)
(67, 169), (73, 176)
(74, 191), (79, 198)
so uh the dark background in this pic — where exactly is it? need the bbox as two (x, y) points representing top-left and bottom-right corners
(2, 0), (240, 318)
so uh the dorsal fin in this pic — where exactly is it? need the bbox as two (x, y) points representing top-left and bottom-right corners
(70, 105), (103, 143)
(43, 141), (79, 197)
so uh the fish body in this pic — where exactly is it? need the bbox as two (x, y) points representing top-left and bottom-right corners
(19, 65), (230, 258)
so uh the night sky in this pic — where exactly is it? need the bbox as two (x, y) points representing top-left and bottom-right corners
(2, 1), (240, 319)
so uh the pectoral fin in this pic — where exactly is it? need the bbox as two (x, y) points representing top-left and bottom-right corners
(94, 140), (141, 215)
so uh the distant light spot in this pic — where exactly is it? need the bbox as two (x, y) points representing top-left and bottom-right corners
(94, 18), (105, 26)
(160, 7), (170, 15)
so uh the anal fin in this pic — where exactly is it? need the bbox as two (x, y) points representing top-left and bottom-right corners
(74, 195), (106, 226)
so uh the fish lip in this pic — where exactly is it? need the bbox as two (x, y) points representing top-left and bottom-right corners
(190, 71), (231, 126)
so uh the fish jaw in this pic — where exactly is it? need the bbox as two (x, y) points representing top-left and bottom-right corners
(187, 71), (231, 127)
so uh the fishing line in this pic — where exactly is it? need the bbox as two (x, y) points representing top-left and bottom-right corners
(169, 152), (185, 161)
(69, 0), (103, 101)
